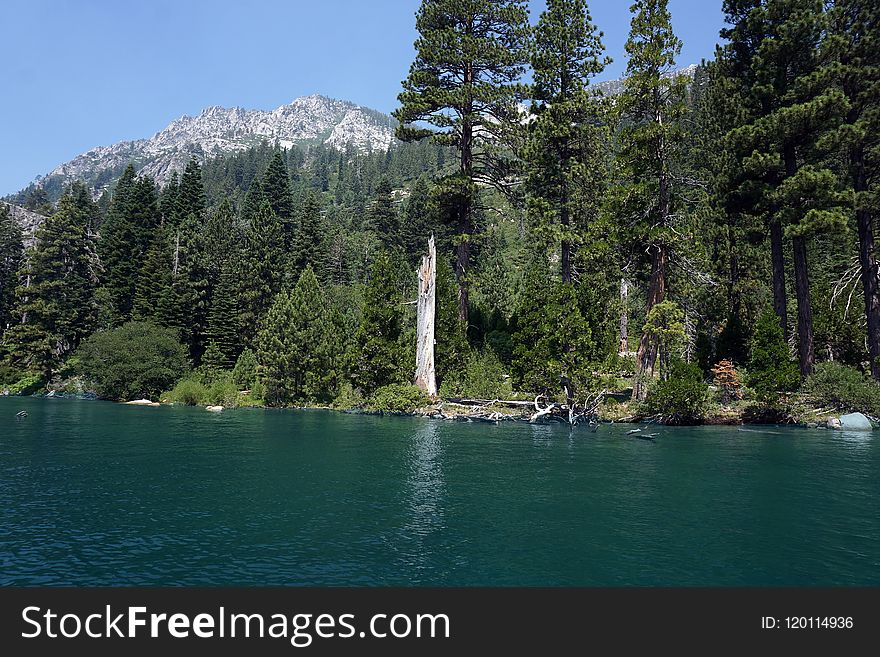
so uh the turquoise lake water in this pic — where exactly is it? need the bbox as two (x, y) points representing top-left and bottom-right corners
(1, 397), (878, 586)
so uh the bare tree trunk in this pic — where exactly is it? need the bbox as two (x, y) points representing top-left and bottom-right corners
(792, 235), (814, 377)
(853, 151), (880, 380)
(619, 277), (629, 355)
(415, 236), (437, 397)
(770, 219), (787, 340)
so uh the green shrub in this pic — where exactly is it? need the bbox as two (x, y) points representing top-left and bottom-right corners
(439, 350), (512, 399)
(332, 381), (366, 410)
(206, 377), (241, 407)
(802, 362), (880, 415)
(368, 383), (429, 414)
(0, 363), (24, 387)
(164, 378), (209, 406)
(642, 359), (709, 425)
(747, 311), (800, 405)
(76, 321), (189, 401)
(4, 374), (45, 396)
(602, 352), (637, 377)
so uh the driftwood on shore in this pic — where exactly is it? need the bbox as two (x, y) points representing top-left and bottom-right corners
(441, 389), (606, 427)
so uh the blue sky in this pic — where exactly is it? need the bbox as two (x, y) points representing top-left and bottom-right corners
(0, 0), (725, 195)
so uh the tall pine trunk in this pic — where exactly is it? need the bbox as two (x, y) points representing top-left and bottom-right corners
(792, 235), (814, 376)
(633, 117), (670, 401)
(633, 243), (667, 400)
(853, 151), (880, 380)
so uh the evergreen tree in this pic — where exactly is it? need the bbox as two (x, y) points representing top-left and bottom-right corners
(132, 222), (172, 322)
(0, 204), (24, 337)
(204, 254), (244, 365)
(434, 257), (469, 386)
(159, 171), (180, 223)
(99, 165), (159, 322)
(232, 347), (259, 389)
(368, 176), (399, 250)
(98, 164), (136, 322)
(261, 150), (295, 247)
(826, 0), (880, 379)
(3, 188), (98, 376)
(199, 340), (228, 382)
(351, 252), (407, 394)
(24, 186), (53, 215)
(618, 0), (688, 399)
(394, 0), (531, 324)
(726, 0), (848, 376)
(175, 158), (206, 225)
(511, 255), (594, 392)
(256, 266), (335, 405)
(399, 176), (436, 265)
(527, 0), (610, 283)
(290, 190), (327, 281)
(747, 310), (800, 405)
(240, 200), (285, 341)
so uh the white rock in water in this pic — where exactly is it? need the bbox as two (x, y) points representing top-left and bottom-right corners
(206, 405), (224, 413)
(826, 417), (842, 429)
(125, 399), (159, 406)
(838, 412), (872, 431)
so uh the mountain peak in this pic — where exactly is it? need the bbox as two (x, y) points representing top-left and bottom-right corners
(36, 95), (397, 196)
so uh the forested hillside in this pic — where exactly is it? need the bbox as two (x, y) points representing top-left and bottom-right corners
(1, 0), (878, 424)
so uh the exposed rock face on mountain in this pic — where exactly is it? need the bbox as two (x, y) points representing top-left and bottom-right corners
(593, 63), (699, 96)
(32, 95), (397, 195)
(1, 201), (44, 247)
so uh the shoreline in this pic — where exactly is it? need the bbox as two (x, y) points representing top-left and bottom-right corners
(6, 391), (874, 431)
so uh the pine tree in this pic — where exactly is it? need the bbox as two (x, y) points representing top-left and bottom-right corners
(394, 0), (531, 324)
(160, 171), (180, 223)
(24, 186), (53, 215)
(399, 176), (436, 265)
(204, 253), (244, 365)
(3, 188), (98, 376)
(618, 0), (688, 400)
(199, 340), (228, 382)
(747, 310), (800, 405)
(255, 266), (335, 405)
(290, 190), (327, 281)
(261, 150), (295, 247)
(826, 0), (880, 379)
(99, 166), (159, 322)
(132, 222), (172, 322)
(175, 158), (206, 226)
(727, 0), (849, 376)
(351, 251), (407, 394)
(240, 200), (285, 341)
(434, 257), (469, 386)
(511, 255), (594, 392)
(527, 0), (611, 283)
(98, 165), (137, 322)
(367, 176), (399, 250)
(0, 204), (24, 337)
